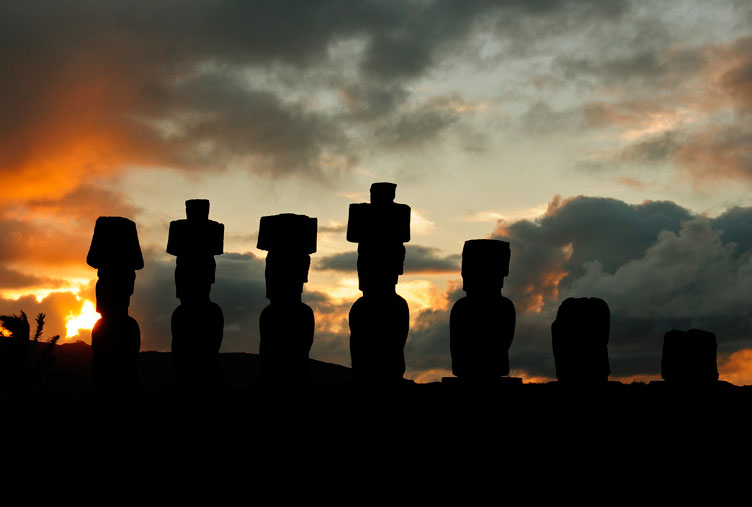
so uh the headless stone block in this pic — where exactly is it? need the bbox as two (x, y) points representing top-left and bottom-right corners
(450, 239), (516, 380)
(552, 297), (611, 383)
(87, 216), (144, 270)
(661, 329), (719, 383)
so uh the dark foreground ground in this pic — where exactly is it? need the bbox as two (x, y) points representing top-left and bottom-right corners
(3, 340), (751, 423)
(3, 341), (750, 487)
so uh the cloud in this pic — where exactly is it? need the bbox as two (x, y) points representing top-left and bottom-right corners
(675, 124), (752, 183)
(0, 267), (66, 291)
(0, 291), (85, 341)
(0, 183), (138, 268)
(0, 0), (641, 201)
(569, 33), (752, 184)
(315, 244), (460, 274)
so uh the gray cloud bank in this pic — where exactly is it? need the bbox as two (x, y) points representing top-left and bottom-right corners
(407, 196), (752, 381)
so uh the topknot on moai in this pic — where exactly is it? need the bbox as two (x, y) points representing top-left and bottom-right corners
(450, 239), (516, 380)
(661, 329), (719, 383)
(87, 216), (143, 392)
(167, 200), (225, 388)
(257, 213), (317, 383)
(347, 183), (411, 383)
(551, 297), (611, 383)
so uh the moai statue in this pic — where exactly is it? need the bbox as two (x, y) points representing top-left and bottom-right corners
(347, 182), (411, 384)
(551, 297), (611, 383)
(449, 239), (516, 381)
(87, 217), (144, 392)
(661, 329), (719, 383)
(167, 199), (224, 388)
(257, 213), (317, 384)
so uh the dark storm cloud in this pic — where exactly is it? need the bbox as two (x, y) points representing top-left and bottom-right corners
(315, 244), (460, 273)
(1, 0), (637, 194)
(577, 131), (683, 172)
(556, 46), (708, 87)
(0, 267), (65, 291)
(0, 183), (138, 267)
(148, 74), (352, 176)
(500, 197), (752, 378)
(676, 124), (752, 183)
(374, 107), (458, 149)
(402, 196), (752, 380)
(519, 102), (585, 136)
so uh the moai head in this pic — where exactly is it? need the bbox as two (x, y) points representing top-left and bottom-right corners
(87, 217), (143, 317)
(87, 217), (144, 271)
(167, 199), (224, 303)
(257, 213), (317, 302)
(370, 182), (397, 205)
(347, 182), (410, 295)
(551, 297), (611, 382)
(661, 329), (719, 383)
(461, 239), (510, 296)
(355, 243), (406, 294)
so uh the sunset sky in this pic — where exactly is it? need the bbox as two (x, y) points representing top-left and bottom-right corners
(2, 0), (752, 383)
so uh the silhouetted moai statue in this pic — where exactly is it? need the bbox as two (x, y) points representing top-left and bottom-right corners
(551, 297), (610, 383)
(450, 240), (516, 381)
(167, 199), (224, 388)
(87, 217), (144, 393)
(347, 182), (410, 384)
(257, 214), (317, 384)
(661, 329), (719, 383)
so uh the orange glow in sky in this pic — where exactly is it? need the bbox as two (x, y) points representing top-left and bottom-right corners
(65, 300), (100, 338)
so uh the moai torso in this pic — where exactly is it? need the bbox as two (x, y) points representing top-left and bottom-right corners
(87, 217), (144, 393)
(450, 239), (516, 380)
(551, 297), (611, 383)
(661, 329), (718, 383)
(347, 183), (411, 384)
(257, 214), (317, 384)
(167, 199), (224, 387)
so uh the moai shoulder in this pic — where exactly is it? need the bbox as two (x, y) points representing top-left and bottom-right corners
(167, 199), (224, 257)
(347, 182), (410, 244)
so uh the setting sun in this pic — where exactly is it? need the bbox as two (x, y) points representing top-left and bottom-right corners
(65, 300), (101, 339)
